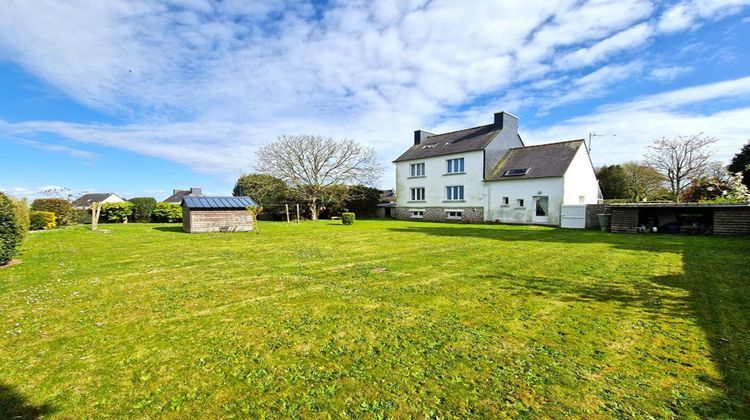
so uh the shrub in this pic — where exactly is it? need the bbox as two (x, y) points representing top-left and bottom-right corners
(153, 202), (182, 223)
(30, 211), (57, 231)
(129, 197), (157, 222)
(0, 192), (19, 265)
(341, 212), (355, 225)
(100, 202), (134, 223)
(70, 208), (91, 224)
(30, 198), (72, 226)
(10, 197), (29, 244)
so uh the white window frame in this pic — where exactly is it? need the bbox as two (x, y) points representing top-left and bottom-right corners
(409, 209), (425, 219)
(446, 157), (465, 173)
(410, 187), (425, 201)
(446, 185), (464, 201)
(517, 198), (525, 208)
(410, 162), (425, 177)
(444, 209), (464, 219)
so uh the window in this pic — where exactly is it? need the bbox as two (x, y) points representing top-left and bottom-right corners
(503, 168), (529, 177)
(410, 163), (425, 177)
(410, 187), (425, 201)
(578, 195), (586, 204)
(502, 196), (509, 205)
(446, 210), (463, 219)
(517, 198), (525, 207)
(446, 185), (464, 201)
(446, 158), (465, 173)
(410, 210), (424, 218)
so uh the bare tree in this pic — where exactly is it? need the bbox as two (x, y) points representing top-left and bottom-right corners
(644, 134), (717, 201)
(255, 135), (383, 220)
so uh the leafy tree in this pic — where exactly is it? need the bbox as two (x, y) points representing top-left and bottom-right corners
(10, 197), (29, 244)
(128, 197), (157, 222)
(153, 203), (182, 223)
(30, 198), (72, 226)
(343, 185), (382, 217)
(621, 162), (664, 201)
(0, 192), (19, 265)
(644, 134), (717, 201)
(728, 140), (750, 188)
(232, 173), (288, 209)
(596, 165), (627, 199)
(256, 135), (382, 220)
(100, 202), (133, 223)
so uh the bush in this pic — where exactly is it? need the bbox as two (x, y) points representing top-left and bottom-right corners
(30, 198), (72, 226)
(341, 212), (355, 225)
(10, 197), (29, 244)
(100, 202), (133, 223)
(129, 197), (157, 222)
(30, 211), (57, 231)
(0, 192), (19, 265)
(152, 202), (182, 223)
(70, 208), (91, 224)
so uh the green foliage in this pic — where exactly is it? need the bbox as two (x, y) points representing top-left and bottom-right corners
(728, 141), (750, 188)
(341, 212), (355, 225)
(153, 202), (182, 222)
(0, 192), (19, 265)
(596, 165), (628, 199)
(30, 198), (72, 226)
(233, 173), (289, 208)
(100, 202), (134, 223)
(10, 197), (29, 244)
(682, 173), (750, 203)
(344, 185), (381, 217)
(128, 197), (157, 222)
(29, 211), (56, 231)
(70, 209), (91, 224)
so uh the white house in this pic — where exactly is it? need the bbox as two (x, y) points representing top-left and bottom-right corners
(393, 112), (600, 225)
(71, 193), (126, 210)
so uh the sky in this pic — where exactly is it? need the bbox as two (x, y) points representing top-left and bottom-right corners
(1, 0), (750, 201)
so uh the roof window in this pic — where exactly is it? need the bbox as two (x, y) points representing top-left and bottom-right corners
(503, 168), (529, 177)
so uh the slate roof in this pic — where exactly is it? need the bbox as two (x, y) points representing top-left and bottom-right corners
(71, 193), (119, 208)
(486, 139), (585, 181)
(393, 124), (502, 162)
(182, 196), (257, 209)
(164, 189), (203, 203)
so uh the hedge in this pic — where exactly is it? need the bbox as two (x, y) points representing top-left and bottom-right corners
(0, 192), (19, 265)
(100, 202), (133, 223)
(30, 211), (57, 231)
(129, 197), (157, 222)
(341, 212), (355, 225)
(11, 197), (30, 244)
(152, 203), (182, 222)
(70, 209), (91, 225)
(30, 198), (72, 226)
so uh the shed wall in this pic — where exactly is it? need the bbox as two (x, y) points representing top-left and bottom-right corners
(714, 208), (750, 236)
(610, 207), (639, 233)
(185, 209), (254, 233)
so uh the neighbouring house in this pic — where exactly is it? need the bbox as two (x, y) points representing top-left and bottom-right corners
(164, 187), (204, 203)
(71, 193), (126, 210)
(393, 112), (601, 225)
(376, 189), (396, 218)
(181, 196), (257, 233)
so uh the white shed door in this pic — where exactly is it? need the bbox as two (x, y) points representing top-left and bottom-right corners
(561, 205), (586, 229)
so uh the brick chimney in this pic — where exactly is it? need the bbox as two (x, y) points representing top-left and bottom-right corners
(413, 130), (434, 145)
(493, 111), (519, 132)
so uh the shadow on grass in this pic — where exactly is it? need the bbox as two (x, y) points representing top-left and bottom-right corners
(0, 383), (54, 419)
(152, 226), (185, 233)
(388, 224), (750, 417)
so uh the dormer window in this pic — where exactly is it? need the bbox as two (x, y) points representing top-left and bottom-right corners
(421, 144), (435, 150)
(503, 168), (529, 177)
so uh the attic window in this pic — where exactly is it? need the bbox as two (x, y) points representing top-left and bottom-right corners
(503, 168), (529, 177)
(421, 144), (436, 150)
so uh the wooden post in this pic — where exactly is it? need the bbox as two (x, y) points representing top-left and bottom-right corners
(91, 202), (101, 230)
(296, 204), (300, 224)
(285, 204), (290, 224)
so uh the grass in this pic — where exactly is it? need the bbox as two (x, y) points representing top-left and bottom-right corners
(0, 220), (748, 418)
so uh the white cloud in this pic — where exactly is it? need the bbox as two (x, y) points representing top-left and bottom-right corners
(658, 0), (750, 33)
(647, 65), (694, 81)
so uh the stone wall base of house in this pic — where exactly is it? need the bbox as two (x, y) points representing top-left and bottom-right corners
(395, 206), (484, 223)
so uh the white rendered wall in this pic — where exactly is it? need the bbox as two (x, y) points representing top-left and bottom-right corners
(562, 146), (600, 205)
(484, 177), (564, 225)
(396, 150), (485, 208)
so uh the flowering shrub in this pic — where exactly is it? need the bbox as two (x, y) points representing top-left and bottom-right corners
(682, 172), (750, 203)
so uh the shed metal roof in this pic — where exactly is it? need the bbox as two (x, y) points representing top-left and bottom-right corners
(182, 196), (257, 209)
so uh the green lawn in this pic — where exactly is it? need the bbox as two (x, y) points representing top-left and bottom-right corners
(1, 220), (748, 418)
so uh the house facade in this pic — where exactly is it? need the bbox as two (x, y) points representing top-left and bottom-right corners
(71, 193), (126, 210)
(393, 112), (600, 225)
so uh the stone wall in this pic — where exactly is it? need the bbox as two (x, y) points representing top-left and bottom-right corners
(585, 204), (608, 229)
(395, 206), (484, 223)
(184, 209), (254, 233)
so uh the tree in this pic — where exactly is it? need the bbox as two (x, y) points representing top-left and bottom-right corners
(232, 173), (288, 209)
(129, 197), (157, 222)
(343, 185), (382, 217)
(681, 172), (750, 203)
(0, 192), (19, 265)
(644, 134), (717, 201)
(596, 165), (627, 199)
(728, 140), (750, 188)
(621, 161), (664, 201)
(256, 135), (383, 220)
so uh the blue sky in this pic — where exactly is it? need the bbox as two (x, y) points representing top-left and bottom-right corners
(1, 0), (750, 201)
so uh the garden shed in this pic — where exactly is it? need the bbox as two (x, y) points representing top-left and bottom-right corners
(181, 196), (257, 233)
(609, 203), (750, 236)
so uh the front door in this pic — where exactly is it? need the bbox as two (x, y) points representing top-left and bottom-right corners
(533, 196), (549, 224)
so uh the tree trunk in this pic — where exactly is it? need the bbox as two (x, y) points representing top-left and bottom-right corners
(310, 200), (318, 221)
